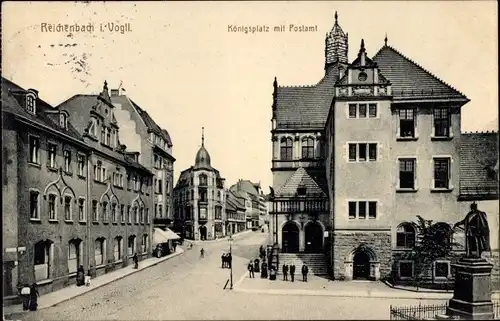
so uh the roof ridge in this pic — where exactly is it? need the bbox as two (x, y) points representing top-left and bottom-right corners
(381, 45), (467, 98)
(278, 84), (316, 89)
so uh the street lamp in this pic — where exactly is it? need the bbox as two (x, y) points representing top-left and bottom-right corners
(228, 233), (234, 290)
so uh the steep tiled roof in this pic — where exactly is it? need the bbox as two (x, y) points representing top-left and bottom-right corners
(2, 77), (85, 143)
(228, 190), (246, 210)
(460, 132), (499, 196)
(130, 100), (173, 146)
(372, 45), (468, 100)
(276, 167), (327, 197)
(275, 67), (339, 127)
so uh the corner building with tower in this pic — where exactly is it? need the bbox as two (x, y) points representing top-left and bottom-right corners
(269, 13), (499, 282)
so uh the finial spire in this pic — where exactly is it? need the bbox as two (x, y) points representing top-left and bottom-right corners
(201, 127), (205, 147)
(335, 11), (338, 23)
(384, 33), (388, 46)
(360, 39), (365, 51)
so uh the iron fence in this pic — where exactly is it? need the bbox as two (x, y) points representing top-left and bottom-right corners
(390, 301), (500, 320)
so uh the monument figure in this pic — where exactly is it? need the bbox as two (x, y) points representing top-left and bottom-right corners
(453, 202), (491, 258)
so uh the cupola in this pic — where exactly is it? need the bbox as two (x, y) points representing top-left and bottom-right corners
(194, 127), (212, 169)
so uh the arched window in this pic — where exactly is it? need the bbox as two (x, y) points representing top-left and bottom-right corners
(139, 207), (144, 223)
(141, 235), (148, 254)
(48, 193), (57, 220)
(114, 236), (123, 261)
(34, 240), (52, 281)
(280, 137), (293, 161)
(94, 238), (106, 266)
(301, 137), (315, 159)
(128, 235), (136, 256)
(434, 222), (452, 248)
(68, 238), (82, 273)
(396, 223), (416, 248)
(199, 174), (208, 186)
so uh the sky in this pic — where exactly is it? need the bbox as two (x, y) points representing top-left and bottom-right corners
(2, 1), (498, 194)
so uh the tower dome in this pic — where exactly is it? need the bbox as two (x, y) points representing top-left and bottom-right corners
(325, 11), (348, 68)
(194, 127), (211, 169)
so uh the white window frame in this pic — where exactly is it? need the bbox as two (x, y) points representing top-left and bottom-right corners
(34, 241), (52, 282)
(77, 154), (85, 177)
(433, 260), (452, 282)
(28, 134), (41, 165)
(347, 102), (379, 119)
(26, 94), (36, 114)
(59, 113), (67, 129)
(431, 107), (453, 139)
(64, 194), (73, 222)
(396, 107), (419, 140)
(346, 199), (379, 220)
(47, 143), (57, 169)
(114, 237), (123, 262)
(396, 156), (419, 192)
(67, 239), (82, 274)
(47, 193), (58, 221)
(395, 223), (416, 249)
(431, 156), (454, 192)
(346, 142), (380, 162)
(78, 197), (86, 222)
(141, 235), (148, 254)
(94, 238), (106, 267)
(63, 150), (72, 173)
(398, 260), (415, 280)
(28, 188), (41, 221)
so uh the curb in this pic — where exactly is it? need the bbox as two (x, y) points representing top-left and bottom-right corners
(4, 249), (185, 316)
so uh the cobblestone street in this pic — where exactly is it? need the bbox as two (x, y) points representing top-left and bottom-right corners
(7, 232), (446, 320)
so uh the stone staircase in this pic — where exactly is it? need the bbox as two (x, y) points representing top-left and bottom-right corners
(277, 253), (329, 276)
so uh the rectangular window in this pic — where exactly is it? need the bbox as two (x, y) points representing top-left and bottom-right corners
(120, 205), (125, 222)
(434, 158), (450, 189)
(399, 261), (414, 278)
(48, 144), (57, 168)
(368, 201), (377, 219)
(112, 203), (117, 222)
(92, 200), (98, 222)
(48, 194), (56, 220)
(30, 191), (40, 219)
(64, 196), (72, 221)
(434, 261), (450, 278)
(348, 144), (356, 161)
(348, 104), (357, 118)
(63, 150), (72, 172)
(133, 207), (138, 223)
(399, 109), (415, 138)
(127, 205), (131, 223)
(358, 201), (366, 219)
(358, 143), (367, 161)
(434, 108), (450, 137)
(78, 198), (85, 221)
(368, 104), (377, 118)
(139, 208), (144, 223)
(77, 155), (85, 176)
(95, 239), (103, 266)
(29, 136), (40, 164)
(358, 104), (367, 118)
(348, 201), (356, 219)
(102, 202), (108, 222)
(368, 144), (377, 161)
(154, 204), (158, 218)
(399, 159), (416, 189)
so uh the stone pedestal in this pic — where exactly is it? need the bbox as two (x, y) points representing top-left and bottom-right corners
(446, 257), (494, 320)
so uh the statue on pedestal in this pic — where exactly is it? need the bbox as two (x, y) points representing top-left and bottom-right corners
(453, 202), (491, 258)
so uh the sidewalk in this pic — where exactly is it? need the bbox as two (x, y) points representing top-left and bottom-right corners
(190, 230), (254, 245)
(3, 248), (184, 316)
(233, 273), (500, 301)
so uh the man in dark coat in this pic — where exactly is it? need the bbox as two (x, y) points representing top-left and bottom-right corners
(76, 265), (85, 286)
(29, 283), (39, 311)
(454, 202), (491, 258)
(282, 264), (289, 281)
(248, 261), (255, 278)
(221, 253), (226, 268)
(290, 264), (296, 282)
(302, 264), (309, 282)
(133, 253), (139, 269)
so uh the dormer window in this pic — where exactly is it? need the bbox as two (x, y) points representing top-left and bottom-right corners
(26, 95), (36, 114)
(59, 113), (67, 129)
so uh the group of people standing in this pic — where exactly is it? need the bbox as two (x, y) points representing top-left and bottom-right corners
(281, 264), (309, 282)
(221, 253), (232, 268)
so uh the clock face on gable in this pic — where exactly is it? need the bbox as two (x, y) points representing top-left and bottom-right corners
(358, 72), (367, 81)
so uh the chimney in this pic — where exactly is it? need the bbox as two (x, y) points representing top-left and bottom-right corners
(110, 89), (120, 97)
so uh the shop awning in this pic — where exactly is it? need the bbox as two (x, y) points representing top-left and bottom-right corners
(153, 228), (180, 245)
(163, 228), (181, 240)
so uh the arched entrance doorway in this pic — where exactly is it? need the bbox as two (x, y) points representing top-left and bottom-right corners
(304, 221), (323, 253)
(353, 250), (371, 280)
(282, 222), (299, 253)
(199, 225), (207, 241)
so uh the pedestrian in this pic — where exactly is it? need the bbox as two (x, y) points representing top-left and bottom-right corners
(248, 261), (255, 278)
(290, 264), (296, 282)
(20, 284), (30, 311)
(302, 264), (309, 282)
(133, 253), (139, 269)
(221, 253), (226, 268)
(28, 283), (39, 311)
(282, 264), (289, 281)
(76, 265), (85, 286)
(261, 261), (268, 278)
(200, 248), (205, 258)
(85, 270), (91, 287)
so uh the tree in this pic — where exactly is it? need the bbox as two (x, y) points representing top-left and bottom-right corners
(406, 215), (459, 289)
